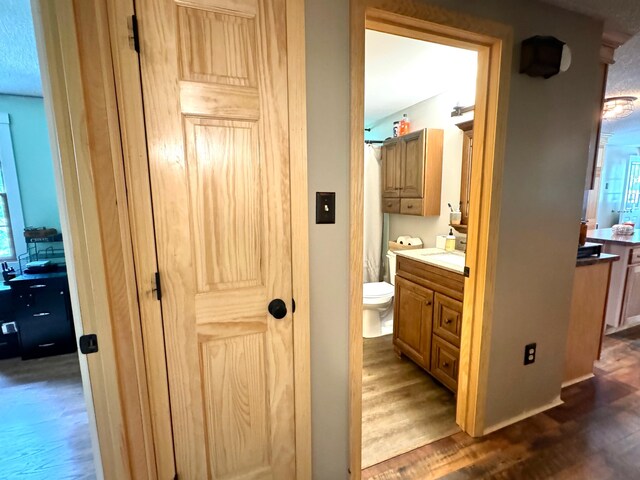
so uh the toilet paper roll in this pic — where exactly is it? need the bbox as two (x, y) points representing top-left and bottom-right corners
(406, 237), (423, 246)
(396, 235), (411, 245)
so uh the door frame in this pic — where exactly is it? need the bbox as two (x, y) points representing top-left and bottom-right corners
(33, 0), (312, 478)
(349, 0), (513, 475)
(31, 0), (158, 478)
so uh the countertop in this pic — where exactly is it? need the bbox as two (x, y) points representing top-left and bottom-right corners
(576, 253), (619, 267)
(394, 247), (466, 275)
(587, 228), (640, 246)
(10, 270), (68, 283)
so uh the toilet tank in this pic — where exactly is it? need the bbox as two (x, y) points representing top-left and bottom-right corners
(387, 251), (397, 285)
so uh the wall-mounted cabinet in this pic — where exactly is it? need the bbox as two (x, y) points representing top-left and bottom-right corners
(381, 128), (444, 216)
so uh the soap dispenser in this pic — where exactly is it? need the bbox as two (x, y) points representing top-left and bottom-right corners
(445, 228), (456, 252)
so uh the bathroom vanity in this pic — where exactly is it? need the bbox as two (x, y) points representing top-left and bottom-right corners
(392, 249), (465, 393)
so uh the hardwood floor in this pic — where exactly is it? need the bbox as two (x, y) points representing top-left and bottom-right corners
(0, 353), (96, 480)
(362, 334), (460, 468)
(363, 325), (640, 479)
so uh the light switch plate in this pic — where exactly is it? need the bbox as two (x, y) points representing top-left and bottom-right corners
(316, 192), (335, 224)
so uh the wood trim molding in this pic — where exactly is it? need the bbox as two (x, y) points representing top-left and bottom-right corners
(31, 0), (156, 477)
(286, 0), (313, 478)
(102, 0), (176, 476)
(350, 1), (512, 477)
(601, 28), (632, 65)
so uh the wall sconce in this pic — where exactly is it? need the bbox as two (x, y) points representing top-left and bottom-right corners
(520, 36), (571, 79)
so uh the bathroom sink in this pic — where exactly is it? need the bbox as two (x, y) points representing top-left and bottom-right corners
(420, 252), (466, 268)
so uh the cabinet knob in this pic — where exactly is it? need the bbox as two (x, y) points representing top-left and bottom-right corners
(444, 318), (452, 325)
(442, 361), (450, 368)
(425, 300), (432, 306)
(407, 204), (413, 209)
(387, 203), (392, 207)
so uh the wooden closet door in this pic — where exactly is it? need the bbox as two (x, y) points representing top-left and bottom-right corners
(136, 0), (296, 478)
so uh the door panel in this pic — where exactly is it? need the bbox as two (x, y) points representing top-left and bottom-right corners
(400, 130), (425, 198)
(382, 139), (401, 197)
(393, 277), (433, 368)
(137, 0), (295, 477)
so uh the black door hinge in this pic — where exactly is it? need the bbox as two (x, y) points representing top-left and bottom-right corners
(79, 334), (99, 354)
(464, 266), (470, 278)
(130, 15), (140, 53)
(154, 271), (162, 301)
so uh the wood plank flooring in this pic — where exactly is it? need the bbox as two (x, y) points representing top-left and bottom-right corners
(0, 353), (96, 480)
(363, 325), (640, 479)
(362, 334), (460, 468)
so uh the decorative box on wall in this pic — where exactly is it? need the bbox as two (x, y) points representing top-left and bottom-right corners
(381, 128), (444, 216)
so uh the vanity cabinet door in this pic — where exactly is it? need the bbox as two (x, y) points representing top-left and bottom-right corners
(393, 277), (434, 369)
(381, 139), (402, 198)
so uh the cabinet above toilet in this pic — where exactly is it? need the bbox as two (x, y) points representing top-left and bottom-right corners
(381, 128), (444, 217)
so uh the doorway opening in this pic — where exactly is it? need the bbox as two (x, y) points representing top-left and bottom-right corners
(350, 2), (512, 477)
(361, 29), (477, 468)
(0, 1), (98, 478)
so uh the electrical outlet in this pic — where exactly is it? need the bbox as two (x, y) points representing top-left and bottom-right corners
(524, 343), (536, 365)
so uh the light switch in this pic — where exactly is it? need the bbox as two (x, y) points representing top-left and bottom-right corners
(316, 192), (335, 224)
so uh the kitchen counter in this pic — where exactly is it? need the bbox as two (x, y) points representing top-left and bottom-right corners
(587, 228), (640, 246)
(576, 253), (619, 267)
(394, 248), (465, 275)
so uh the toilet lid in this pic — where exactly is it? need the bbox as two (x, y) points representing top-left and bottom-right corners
(363, 282), (394, 299)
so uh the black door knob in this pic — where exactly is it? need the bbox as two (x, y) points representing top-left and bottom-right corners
(268, 299), (287, 319)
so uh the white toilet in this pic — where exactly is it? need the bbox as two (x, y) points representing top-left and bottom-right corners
(363, 251), (397, 338)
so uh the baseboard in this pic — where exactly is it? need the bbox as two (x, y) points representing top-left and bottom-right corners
(561, 373), (594, 388)
(482, 396), (564, 435)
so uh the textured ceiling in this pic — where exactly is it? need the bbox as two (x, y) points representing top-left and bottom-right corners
(0, 0), (42, 97)
(543, 0), (640, 145)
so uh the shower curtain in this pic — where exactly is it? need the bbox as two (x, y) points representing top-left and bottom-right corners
(363, 144), (383, 283)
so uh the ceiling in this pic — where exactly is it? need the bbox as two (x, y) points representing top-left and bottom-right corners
(0, 0), (42, 97)
(364, 30), (477, 128)
(543, 0), (640, 146)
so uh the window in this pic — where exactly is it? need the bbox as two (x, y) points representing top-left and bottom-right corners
(0, 113), (26, 265)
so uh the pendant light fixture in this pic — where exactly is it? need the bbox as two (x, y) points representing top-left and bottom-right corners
(603, 96), (637, 120)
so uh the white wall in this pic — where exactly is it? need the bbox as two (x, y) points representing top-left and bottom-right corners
(369, 91), (473, 249)
(305, 1), (602, 478)
(305, 0), (350, 477)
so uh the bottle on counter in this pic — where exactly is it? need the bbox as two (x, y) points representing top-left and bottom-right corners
(445, 228), (456, 252)
(393, 121), (400, 137)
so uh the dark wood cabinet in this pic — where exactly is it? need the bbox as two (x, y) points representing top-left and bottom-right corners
(381, 128), (443, 216)
(393, 255), (464, 393)
(10, 272), (77, 360)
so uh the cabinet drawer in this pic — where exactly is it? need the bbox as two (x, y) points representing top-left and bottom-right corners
(18, 313), (76, 359)
(382, 198), (400, 214)
(430, 336), (459, 392)
(630, 247), (640, 265)
(433, 293), (463, 347)
(400, 198), (423, 215)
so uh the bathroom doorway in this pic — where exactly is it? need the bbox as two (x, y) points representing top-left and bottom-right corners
(349, 1), (512, 477)
(360, 30), (478, 467)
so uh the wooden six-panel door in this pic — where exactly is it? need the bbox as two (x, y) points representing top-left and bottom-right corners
(136, 0), (296, 478)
